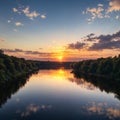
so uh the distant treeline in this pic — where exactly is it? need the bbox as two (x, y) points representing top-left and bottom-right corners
(71, 55), (120, 80)
(0, 50), (73, 83)
(0, 50), (40, 83)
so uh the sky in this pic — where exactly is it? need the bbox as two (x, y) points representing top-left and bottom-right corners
(0, 0), (120, 61)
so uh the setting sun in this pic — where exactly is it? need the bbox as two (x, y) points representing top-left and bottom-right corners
(57, 55), (63, 61)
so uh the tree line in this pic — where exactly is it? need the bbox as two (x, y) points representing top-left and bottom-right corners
(71, 54), (120, 80)
(0, 50), (40, 83)
(0, 50), (73, 83)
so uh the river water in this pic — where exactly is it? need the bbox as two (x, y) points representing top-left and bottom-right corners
(0, 69), (120, 120)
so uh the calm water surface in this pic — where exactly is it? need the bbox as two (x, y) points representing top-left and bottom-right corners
(0, 69), (120, 120)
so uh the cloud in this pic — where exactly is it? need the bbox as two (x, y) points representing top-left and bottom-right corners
(98, 4), (103, 7)
(90, 40), (120, 50)
(85, 33), (95, 41)
(84, 1), (120, 23)
(13, 29), (18, 32)
(12, 5), (47, 21)
(22, 6), (29, 14)
(22, 6), (40, 20)
(107, 0), (120, 12)
(115, 15), (119, 19)
(86, 4), (104, 21)
(2, 48), (52, 56)
(7, 20), (11, 23)
(15, 22), (23, 27)
(67, 30), (120, 51)
(89, 31), (120, 50)
(13, 8), (18, 12)
(13, 6), (46, 20)
(25, 50), (49, 55)
(67, 42), (86, 50)
(0, 38), (5, 42)
(3, 48), (23, 53)
(40, 14), (46, 19)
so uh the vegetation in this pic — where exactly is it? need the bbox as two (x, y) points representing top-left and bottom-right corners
(0, 50), (40, 83)
(71, 55), (120, 80)
(0, 50), (73, 83)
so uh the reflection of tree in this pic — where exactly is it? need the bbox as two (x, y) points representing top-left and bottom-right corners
(72, 72), (120, 101)
(0, 71), (38, 108)
(68, 77), (96, 90)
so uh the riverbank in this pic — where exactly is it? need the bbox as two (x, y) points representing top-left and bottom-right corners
(71, 55), (120, 81)
(0, 50), (73, 83)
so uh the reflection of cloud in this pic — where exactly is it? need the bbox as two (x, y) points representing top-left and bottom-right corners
(21, 104), (40, 117)
(86, 102), (120, 119)
(68, 77), (96, 90)
(107, 108), (120, 118)
(21, 104), (52, 117)
(16, 98), (20, 102)
(87, 102), (105, 115)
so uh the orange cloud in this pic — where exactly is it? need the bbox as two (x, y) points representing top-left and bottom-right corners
(0, 38), (5, 42)
(108, 0), (120, 12)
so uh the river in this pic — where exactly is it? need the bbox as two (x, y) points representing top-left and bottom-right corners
(0, 69), (120, 120)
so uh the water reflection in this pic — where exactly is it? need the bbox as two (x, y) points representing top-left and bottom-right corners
(0, 69), (120, 120)
(68, 77), (96, 91)
(21, 104), (52, 117)
(0, 71), (38, 108)
(84, 102), (120, 119)
(72, 72), (120, 101)
(32, 68), (70, 79)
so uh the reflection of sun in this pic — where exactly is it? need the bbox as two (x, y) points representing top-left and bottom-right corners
(54, 69), (66, 79)
(58, 69), (64, 75)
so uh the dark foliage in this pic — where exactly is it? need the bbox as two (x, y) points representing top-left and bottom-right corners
(71, 55), (120, 80)
(0, 50), (73, 82)
(0, 71), (38, 108)
(0, 50), (40, 83)
(72, 72), (120, 101)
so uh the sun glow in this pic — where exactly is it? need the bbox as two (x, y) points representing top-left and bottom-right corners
(52, 69), (67, 79)
(57, 55), (63, 61)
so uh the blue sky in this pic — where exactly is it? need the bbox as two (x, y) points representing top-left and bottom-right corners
(0, 0), (120, 61)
